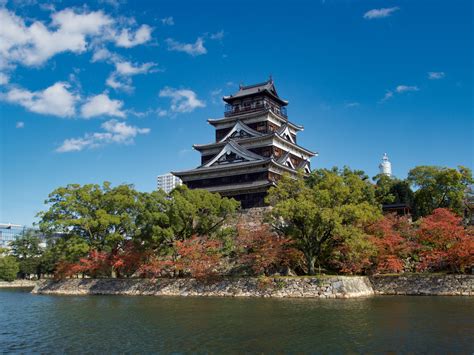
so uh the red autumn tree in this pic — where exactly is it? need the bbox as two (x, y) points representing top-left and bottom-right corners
(111, 242), (146, 278)
(236, 224), (301, 275)
(416, 208), (473, 273)
(174, 236), (223, 279)
(138, 256), (175, 278)
(368, 214), (417, 274)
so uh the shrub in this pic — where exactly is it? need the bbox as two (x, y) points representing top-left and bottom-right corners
(0, 256), (20, 282)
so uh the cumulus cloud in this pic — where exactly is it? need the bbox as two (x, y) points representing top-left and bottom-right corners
(16, 121), (24, 128)
(363, 7), (399, 19)
(161, 17), (174, 26)
(114, 24), (152, 48)
(0, 8), (112, 67)
(0, 7), (152, 70)
(80, 93), (125, 118)
(159, 87), (205, 113)
(428, 71), (445, 80)
(105, 60), (157, 92)
(56, 119), (150, 152)
(2, 82), (77, 117)
(165, 37), (207, 56)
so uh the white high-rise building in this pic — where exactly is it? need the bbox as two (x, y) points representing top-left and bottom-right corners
(157, 173), (182, 193)
(379, 153), (392, 177)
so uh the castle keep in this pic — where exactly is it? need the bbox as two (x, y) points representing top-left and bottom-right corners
(173, 79), (316, 208)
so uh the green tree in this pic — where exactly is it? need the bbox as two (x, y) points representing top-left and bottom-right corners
(135, 186), (240, 255)
(373, 174), (414, 206)
(407, 166), (473, 218)
(10, 229), (43, 278)
(267, 168), (381, 275)
(0, 256), (19, 281)
(38, 182), (140, 253)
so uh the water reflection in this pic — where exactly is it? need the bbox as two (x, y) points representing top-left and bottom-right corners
(0, 289), (473, 353)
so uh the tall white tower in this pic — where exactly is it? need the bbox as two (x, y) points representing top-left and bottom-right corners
(379, 153), (392, 177)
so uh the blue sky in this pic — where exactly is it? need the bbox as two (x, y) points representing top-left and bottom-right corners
(1, 0), (472, 226)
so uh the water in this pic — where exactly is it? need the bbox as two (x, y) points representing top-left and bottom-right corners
(1, 288), (473, 353)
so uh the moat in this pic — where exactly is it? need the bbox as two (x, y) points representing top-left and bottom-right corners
(1, 288), (472, 353)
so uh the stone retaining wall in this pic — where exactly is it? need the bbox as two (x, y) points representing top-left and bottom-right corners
(31, 275), (473, 298)
(32, 276), (374, 298)
(0, 280), (37, 288)
(370, 274), (473, 296)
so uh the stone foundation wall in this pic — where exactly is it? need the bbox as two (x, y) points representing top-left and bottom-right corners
(369, 274), (473, 296)
(31, 275), (473, 298)
(0, 280), (37, 288)
(32, 276), (374, 298)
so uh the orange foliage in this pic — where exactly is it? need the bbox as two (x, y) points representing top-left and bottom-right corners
(416, 208), (474, 273)
(236, 225), (301, 275)
(174, 236), (223, 279)
(368, 214), (416, 274)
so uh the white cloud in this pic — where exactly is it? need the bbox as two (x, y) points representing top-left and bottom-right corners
(114, 24), (152, 48)
(0, 7), (152, 70)
(16, 121), (24, 128)
(2, 82), (77, 117)
(159, 87), (205, 113)
(80, 93), (125, 118)
(106, 73), (133, 92)
(210, 30), (224, 40)
(395, 85), (419, 93)
(161, 17), (174, 26)
(0, 72), (9, 85)
(0, 8), (112, 67)
(165, 37), (207, 56)
(428, 71), (445, 80)
(105, 60), (157, 92)
(56, 119), (150, 152)
(363, 7), (399, 19)
(380, 85), (419, 102)
(345, 102), (360, 108)
(381, 91), (394, 101)
(115, 61), (155, 75)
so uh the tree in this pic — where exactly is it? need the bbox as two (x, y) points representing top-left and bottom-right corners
(368, 214), (417, 274)
(416, 208), (473, 273)
(10, 229), (43, 279)
(235, 225), (301, 276)
(0, 256), (19, 281)
(373, 174), (414, 207)
(174, 236), (223, 279)
(408, 166), (473, 218)
(267, 168), (381, 275)
(38, 182), (140, 253)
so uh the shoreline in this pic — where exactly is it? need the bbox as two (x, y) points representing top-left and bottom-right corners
(31, 274), (473, 298)
(0, 280), (37, 288)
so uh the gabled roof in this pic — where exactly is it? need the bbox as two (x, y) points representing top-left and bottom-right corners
(202, 140), (264, 168)
(276, 124), (295, 143)
(296, 159), (312, 174)
(218, 120), (264, 142)
(223, 78), (288, 106)
(276, 151), (296, 169)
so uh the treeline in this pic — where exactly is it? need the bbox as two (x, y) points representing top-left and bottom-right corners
(0, 166), (472, 281)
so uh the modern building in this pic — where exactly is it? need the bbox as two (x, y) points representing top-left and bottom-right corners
(0, 223), (24, 249)
(157, 173), (182, 193)
(379, 153), (392, 177)
(173, 78), (317, 208)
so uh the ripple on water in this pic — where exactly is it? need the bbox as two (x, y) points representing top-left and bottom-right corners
(0, 290), (473, 353)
